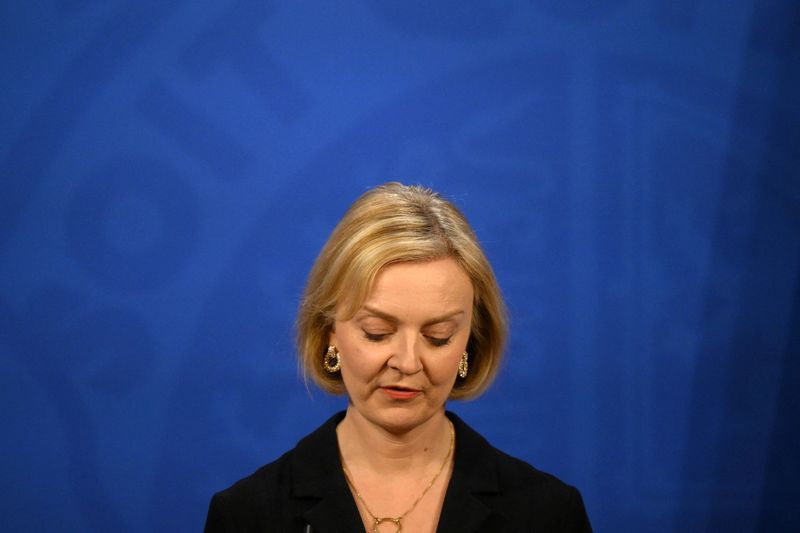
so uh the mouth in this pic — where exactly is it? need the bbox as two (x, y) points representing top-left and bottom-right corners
(380, 385), (421, 400)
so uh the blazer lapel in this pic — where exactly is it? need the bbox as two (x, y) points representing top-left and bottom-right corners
(290, 412), (363, 533)
(301, 491), (361, 533)
(436, 412), (500, 533)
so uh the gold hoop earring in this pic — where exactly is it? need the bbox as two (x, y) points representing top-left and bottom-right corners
(458, 351), (469, 378)
(323, 345), (341, 373)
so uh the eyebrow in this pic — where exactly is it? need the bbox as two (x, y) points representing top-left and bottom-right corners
(360, 305), (466, 327)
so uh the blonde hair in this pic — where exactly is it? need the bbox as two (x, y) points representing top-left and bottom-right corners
(296, 182), (507, 399)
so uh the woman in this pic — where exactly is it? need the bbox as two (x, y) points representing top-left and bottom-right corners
(205, 183), (592, 532)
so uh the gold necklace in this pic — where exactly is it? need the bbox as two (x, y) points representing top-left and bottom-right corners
(340, 421), (455, 533)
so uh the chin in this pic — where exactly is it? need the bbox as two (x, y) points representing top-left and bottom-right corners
(371, 405), (442, 434)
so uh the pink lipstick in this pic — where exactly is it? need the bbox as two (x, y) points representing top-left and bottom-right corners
(381, 386), (421, 400)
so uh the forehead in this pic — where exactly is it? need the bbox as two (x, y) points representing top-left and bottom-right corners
(362, 258), (473, 315)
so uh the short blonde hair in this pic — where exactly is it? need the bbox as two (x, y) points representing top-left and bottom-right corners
(296, 182), (507, 399)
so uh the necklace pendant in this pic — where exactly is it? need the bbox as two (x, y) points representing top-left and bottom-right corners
(372, 516), (402, 532)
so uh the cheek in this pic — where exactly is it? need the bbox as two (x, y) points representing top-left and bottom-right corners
(341, 343), (382, 378)
(429, 351), (462, 384)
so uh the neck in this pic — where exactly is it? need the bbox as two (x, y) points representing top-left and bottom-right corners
(337, 407), (451, 473)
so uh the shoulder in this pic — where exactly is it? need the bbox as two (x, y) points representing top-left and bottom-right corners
(449, 410), (576, 495)
(491, 443), (578, 496)
(204, 451), (294, 532)
(447, 412), (591, 531)
(489, 444), (587, 515)
(213, 451), (293, 503)
(204, 412), (345, 532)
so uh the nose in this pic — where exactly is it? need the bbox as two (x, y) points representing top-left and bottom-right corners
(387, 332), (423, 375)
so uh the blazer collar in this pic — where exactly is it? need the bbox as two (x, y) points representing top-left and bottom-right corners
(436, 412), (498, 532)
(289, 411), (500, 533)
(290, 412), (362, 533)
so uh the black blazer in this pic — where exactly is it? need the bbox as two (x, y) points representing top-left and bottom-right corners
(205, 412), (592, 532)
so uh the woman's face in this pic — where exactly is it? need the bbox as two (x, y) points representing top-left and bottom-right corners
(329, 258), (473, 434)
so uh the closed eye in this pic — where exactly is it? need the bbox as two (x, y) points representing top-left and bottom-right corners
(363, 331), (389, 342)
(426, 336), (452, 347)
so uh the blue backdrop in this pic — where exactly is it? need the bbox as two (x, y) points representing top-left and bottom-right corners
(1, 1), (798, 531)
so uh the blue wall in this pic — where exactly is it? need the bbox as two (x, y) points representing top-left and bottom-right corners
(1, 1), (798, 531)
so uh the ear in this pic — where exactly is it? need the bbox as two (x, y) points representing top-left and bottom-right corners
(328, 325), (337, 347)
